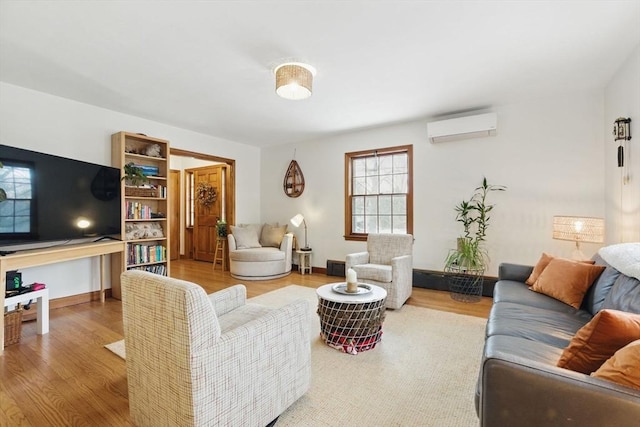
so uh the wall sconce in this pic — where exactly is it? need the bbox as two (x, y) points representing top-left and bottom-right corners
(552, 215), (604, 260)
(613, 117), (631, 168)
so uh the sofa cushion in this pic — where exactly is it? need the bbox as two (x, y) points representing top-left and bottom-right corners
(557, 309), (640, 374)
(352, 264), (393, 283)
(582, 254), (621, 315)
(230, 225), (262, 249)
(229, 247), (285, 262)
(592, 339), (640, 390)
(531, 259), (605, 309)
(260, 224), (287, 248)
(602, 274), (640, 314)
(487, 302), (592, 348)
(493, 281), (578, 314)
(598, 242), (640, 280)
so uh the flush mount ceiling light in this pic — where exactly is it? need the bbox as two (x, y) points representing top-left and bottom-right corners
(274, 62), (316, 100)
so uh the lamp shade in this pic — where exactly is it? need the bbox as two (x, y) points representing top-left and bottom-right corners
(552, 216), (605, 243)
(275, 63), (315, 100)
(290, 213), (305, 228)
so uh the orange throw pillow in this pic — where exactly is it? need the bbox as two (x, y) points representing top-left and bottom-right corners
(558, 310), (640, 374)
(525, 253), (595, 286)
(592, 339), (640, 390)
(531, 258), (604, 309)
(525, 253), (554, 286)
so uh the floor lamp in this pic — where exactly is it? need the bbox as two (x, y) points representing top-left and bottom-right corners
(290, 213), (311, 251)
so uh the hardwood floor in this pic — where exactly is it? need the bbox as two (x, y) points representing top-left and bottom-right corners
(1, 259), (492, 426)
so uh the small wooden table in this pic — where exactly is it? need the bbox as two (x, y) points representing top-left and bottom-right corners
(316, 283), (387, 355)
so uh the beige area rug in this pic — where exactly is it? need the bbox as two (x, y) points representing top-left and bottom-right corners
(105, 285), (486, 426)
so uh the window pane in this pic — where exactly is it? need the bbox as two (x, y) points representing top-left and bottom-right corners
(353, 177), (366, 195)
(15, 216), (30, 232)
(393, 216), (407, 233)
(15, 200), (31, 216)
(0, 201), (14, 216)
(379, 174), (392, 194)
(365, 176), (378, 194)
(379, 156), (393, 175)
(365, 196), (378, 214)
(393, 153), (408, 173)
(365, 157), (378, 176)
(352, 196), (364, 214)
(365, 215), (378, 233)
(392, 195), (406, 214)
(393, 174), (407, 193)
(379, 195), (391, 214)
(353, 158), (366, 177)
(352, 215), (365, 233)
(379, 215), (392, 233)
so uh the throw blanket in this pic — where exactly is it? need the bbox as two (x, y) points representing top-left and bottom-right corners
(599, 242), (640, 280)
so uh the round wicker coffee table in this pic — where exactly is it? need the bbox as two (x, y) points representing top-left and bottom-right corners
(316, 283), (387, 355)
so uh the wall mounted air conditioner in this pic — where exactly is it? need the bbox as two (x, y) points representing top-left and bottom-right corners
(427, 112), (497, 143)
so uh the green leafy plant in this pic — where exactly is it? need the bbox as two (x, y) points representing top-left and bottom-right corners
(122, 162), (149, 186)
(445, 177), (506, 272)
(216, 219), (227, 238)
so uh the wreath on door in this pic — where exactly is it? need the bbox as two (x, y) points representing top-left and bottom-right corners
(196, 182), (217, 207)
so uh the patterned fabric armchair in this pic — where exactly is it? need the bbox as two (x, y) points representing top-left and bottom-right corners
(346, 233), (414, 309)
(121, 270), (311, 427)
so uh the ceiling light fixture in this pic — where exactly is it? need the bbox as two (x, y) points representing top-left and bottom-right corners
(274, 62), (316, 100)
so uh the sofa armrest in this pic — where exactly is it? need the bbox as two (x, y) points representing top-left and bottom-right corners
(280, 233), (294, 270)
(480, 355), (640, 427)
(207, 284), (246, 316)
(346, 252), (369, 270)
(391, 255), (412, 280)
(498, 263), (533, 282)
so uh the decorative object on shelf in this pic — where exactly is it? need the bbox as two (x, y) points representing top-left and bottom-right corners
(196, 182), (217, 207)
(144, 143), (162, 158)
(274, 62), (316, 100)
(122, 162), (149, 186)
(283, 159), (305, 197)
(552, 215), (605, 260)
(444, 177), (506, 303)
(290, 213), (311, 251)
(216, 219), (227, 238)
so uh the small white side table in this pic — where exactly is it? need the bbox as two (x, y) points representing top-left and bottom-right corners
(296, 250), (312, 275)
(4, 288), (49, 335)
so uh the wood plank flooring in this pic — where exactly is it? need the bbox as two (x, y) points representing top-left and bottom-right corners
(1, 259), (492, 426)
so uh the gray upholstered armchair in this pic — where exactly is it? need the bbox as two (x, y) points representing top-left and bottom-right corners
(121, 270), (310, 427)
(345, 233), (414, 309)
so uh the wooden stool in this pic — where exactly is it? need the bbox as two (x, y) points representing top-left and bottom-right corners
(213, 238), (227, 271)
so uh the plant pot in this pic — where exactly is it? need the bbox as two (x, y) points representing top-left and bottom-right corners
(445, 265), (484, 303)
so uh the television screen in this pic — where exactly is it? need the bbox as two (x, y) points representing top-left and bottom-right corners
(0, 144), (121, 250)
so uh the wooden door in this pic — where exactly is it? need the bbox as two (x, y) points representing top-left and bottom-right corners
(193, 165), (226, 262)
(169, 170), (180, 261)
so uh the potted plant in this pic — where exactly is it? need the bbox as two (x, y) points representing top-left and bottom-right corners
(216, 219), (227, 238)
(445, 177), (506, 302)
(122, 162), (149, 186)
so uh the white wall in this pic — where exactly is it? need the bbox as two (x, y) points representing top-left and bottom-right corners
(261, 92), (606, 276)
(0, 82), (260, 299)
(604, 44), (640, 243)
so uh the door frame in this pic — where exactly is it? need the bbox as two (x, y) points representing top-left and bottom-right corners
(171, 148), (236, 259)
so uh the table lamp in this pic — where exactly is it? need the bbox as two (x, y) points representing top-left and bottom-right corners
(552, 216), (605, 260)
(290, 213), (311, 251)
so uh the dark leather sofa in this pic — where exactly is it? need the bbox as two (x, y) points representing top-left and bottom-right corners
(476, 253), (640, 427)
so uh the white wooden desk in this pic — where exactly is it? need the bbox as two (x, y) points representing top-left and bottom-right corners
(0, 240), (125, 354)
(4, 288), (49, 335)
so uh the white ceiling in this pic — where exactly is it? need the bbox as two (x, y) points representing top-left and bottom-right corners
(1, 1), (639, 148)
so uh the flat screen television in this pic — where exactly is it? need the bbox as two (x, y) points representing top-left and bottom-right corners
(0, 144), (121, 251)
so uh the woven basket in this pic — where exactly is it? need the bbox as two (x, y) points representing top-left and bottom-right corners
(125, 187), (158, 197)
(4, 309), (23, 346)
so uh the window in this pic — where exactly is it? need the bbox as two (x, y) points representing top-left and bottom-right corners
(0, 163), (34, 235)
(344, 145), (413, 241)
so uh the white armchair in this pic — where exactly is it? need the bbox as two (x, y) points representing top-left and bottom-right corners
(228, 223), (293, 280)
(345, 233), (414, 309)
(121, 270), (311, 427)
